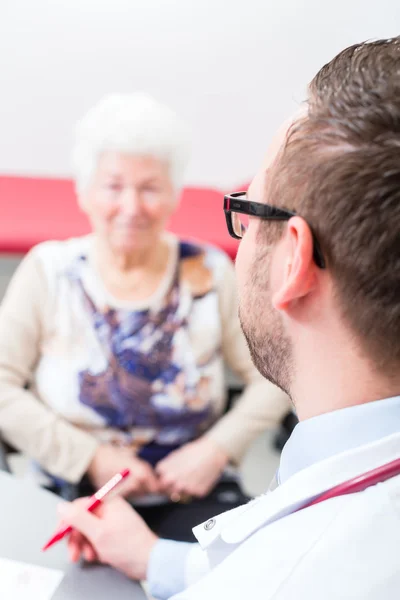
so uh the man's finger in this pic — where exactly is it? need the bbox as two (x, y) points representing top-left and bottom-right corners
(67, 535), (82, 563)
(83, 542), (97, 563)
(68, 528), (86, 545)
(67, 544), (80, 563)
(58, 503), (101, 543)
(67, 528), (87, 563)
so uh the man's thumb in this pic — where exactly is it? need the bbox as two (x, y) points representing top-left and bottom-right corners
(57, 502), (100, 541)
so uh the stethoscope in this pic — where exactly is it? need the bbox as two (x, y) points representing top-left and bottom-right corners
(300, 456), (400, 511)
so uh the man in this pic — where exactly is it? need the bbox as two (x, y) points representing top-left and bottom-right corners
(59, 37), (400, 599)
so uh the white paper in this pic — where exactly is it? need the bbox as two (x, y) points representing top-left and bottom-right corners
(0, 557), (64, 600)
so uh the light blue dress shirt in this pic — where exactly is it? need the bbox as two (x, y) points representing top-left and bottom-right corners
(147, 395), (400, 600)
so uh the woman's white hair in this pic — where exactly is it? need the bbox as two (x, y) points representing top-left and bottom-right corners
(72, 93), (191, 194)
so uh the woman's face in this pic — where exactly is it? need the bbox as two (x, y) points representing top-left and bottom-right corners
(80, 152), (178, 253)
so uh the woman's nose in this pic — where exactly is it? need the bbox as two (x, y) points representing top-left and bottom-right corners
(120, 188), (142, 215)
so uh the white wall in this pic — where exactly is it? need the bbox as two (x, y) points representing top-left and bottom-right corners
(1, 0), (400, 189)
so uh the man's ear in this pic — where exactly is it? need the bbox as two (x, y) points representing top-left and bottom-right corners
(272, 216), (317, 311)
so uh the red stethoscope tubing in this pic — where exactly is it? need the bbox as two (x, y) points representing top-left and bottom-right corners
(301, 457), (400, 511)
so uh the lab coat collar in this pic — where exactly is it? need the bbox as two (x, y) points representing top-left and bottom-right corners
(193, 432), (400, 548)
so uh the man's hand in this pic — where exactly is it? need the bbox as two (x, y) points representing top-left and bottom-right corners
(88, 445), (159, 497)
(156, 437), (229, 498)
(58, 497), (158, 581)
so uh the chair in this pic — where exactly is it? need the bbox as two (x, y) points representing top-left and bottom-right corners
(273, 411), (299, 451)
(0, 177), (239, 260)
(0, 433), (11, 473)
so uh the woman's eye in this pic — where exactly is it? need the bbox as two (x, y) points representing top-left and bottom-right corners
(141, 187), (161, 203)
(104, 182), (122, 192)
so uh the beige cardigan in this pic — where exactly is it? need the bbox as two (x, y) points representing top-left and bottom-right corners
(0, 236), (289, 483)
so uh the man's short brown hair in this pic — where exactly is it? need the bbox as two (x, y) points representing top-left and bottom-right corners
(267, 37), (400, 374)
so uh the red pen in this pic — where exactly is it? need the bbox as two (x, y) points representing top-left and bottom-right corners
(42, 468), (130, 552)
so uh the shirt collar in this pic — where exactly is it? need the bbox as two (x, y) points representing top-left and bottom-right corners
(279, 395), (400, 484)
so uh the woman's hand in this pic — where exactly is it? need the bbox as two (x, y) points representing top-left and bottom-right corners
(87, 444), (159, 497)
(156, 437), (229, 499)
(58, 497), (157, 581)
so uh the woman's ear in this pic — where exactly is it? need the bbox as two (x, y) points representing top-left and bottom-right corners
(76, 189), (89, 212)
(167, 189), (182, 216)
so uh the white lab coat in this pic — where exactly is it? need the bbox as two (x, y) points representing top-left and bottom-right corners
(173, 432), (400, 599)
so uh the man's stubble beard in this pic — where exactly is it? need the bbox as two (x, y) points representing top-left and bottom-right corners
(238, 259), (293, 397)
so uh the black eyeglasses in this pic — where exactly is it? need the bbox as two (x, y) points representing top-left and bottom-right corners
(224, 191), (325, 269)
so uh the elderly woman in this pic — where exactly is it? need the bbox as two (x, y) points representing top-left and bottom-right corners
(0, 94), (289, 541)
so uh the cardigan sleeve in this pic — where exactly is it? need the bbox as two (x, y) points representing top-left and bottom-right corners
(0, 249), (99, 483)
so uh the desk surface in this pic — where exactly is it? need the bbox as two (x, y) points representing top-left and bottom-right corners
(0, 472), (147, 600)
